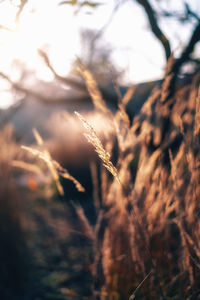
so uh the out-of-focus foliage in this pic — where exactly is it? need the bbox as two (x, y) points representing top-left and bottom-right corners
(71, 28), (123, 84)
(59, 0), (103, 14)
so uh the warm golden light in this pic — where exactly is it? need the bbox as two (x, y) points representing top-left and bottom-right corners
(0, 1), (80, 81)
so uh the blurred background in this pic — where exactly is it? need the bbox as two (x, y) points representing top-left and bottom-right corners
(0, 0), (200, 107)
(0, 0), (199, 140)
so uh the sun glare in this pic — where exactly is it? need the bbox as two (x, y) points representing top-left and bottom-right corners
(0, 1), (82, 108)
(0, 1), (80, 82)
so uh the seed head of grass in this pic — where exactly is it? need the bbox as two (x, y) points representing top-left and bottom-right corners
(21, 143), (85, 194)
(75, 111), (120, 184)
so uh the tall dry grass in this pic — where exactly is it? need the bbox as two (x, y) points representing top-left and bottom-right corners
(73, 64), (200, 299)
(21, 61), (200, 299)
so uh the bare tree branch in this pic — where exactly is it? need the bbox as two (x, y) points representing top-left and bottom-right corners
(38, 49), (87, 91)
(0, 71), (89, 105)
(0, 65), (117, 108)
(15, 0), (28, 25)
(0, 25), (15, 32)
(157, 2), (200, 23)
(38, 49), (118, 106)
(134, 0), (171, 61)
(184, 2), (200, 22)
(134, 0), (200, 101)
(175, 21), (200, 70)
(165, 20), (200, 101)
(87, 0), (125, 61)
(0, 0), (29, 32)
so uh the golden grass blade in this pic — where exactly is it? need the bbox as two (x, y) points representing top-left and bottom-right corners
(117, 103), (130, 128)
(90, 160), (100, 210)
(179, 116), (185, 135)
(168, 149), (176, 182)
(75, 111), (120, 184)
(122, 84), (136, 106)
(33, 128), (44, 146)
(21, 144), (85, 194)
(72, 204), (95, 241)
(78, 61), (111, 116)
(45, 157), (64, 196)
(129, 270), (153, 300)
(21, 145), (49, 162)
(114, 103), (130, 153)
(110, 67), (123, 103)
(11, 160), (42, 175)
(60, 172), (85, 193)
(22, 145), (64, 195)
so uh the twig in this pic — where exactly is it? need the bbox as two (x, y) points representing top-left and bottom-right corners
(135, 0), (171, 60)
(129, 270), (153, 299)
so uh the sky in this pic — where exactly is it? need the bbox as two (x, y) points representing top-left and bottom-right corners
(0, 0), (199, 108)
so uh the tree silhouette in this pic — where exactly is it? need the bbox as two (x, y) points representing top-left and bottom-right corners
(0, 0), (199, 103)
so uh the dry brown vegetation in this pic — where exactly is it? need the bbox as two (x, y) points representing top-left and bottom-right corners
(0, 61), (200, 299)
(32, 62), (200, 299)
(70, 64), (200, 299)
